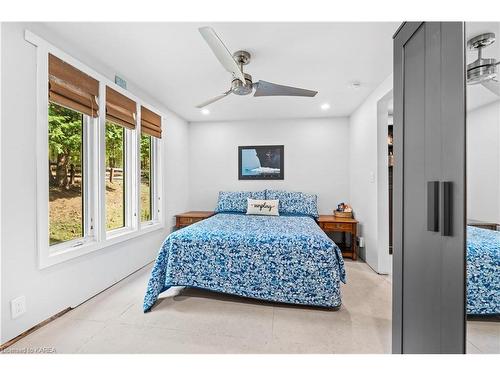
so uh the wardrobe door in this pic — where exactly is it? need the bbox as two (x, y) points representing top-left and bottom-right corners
(393, 22), (466, 354)
(438, 22), (466, 353)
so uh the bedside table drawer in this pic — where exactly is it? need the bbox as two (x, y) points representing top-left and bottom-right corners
(323, 222), (353, 231)
(175, 211), (215, 229)
(178, 217), (198, 225)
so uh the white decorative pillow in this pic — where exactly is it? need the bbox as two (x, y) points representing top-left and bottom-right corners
(246, 198), (279, 216)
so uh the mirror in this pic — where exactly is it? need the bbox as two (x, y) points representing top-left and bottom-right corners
(465, 21), (500, 354)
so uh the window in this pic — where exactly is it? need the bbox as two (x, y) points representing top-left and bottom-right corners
(104, 86), (137, 232)
(29, 32), (164, 268)
(140, 105), (162, 223)
(105, 121), (126, 230)
(140, 133), (152, 222)
(47, 53), (98, 248)
(48, 103), (85, 245)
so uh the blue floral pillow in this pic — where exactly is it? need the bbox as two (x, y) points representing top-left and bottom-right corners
(215, 191), (266, 213)
(265, 190), (319, 218)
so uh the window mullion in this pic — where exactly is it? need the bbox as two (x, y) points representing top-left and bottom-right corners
(82, 116), (91, 240)
(156, 130), (163, 225)
(125, 127), (137, 231)
(96, 81), (107, 241)
(152, 137), (159, 222)
(135, 104), (142, 230)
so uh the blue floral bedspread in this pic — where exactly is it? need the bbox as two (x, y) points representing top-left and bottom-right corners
(467, 226), (500, 315)
(144, 213), (346, 312)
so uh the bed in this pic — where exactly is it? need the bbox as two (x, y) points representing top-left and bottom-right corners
(143, 212), (346, 312)
(467, 225), (500, 316)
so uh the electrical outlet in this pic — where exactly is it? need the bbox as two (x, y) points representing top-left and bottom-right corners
(358, 237), (365, 248)
(11, 296), (26, 319)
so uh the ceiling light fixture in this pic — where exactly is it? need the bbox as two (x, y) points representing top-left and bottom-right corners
(201, 108), (210, 115)
(321, 103), (331, 111)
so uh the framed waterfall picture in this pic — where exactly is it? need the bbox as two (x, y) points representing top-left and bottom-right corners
(238, 145), (284, 180)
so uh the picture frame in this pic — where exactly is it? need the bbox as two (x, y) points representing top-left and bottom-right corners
(238, 145), (284, 180)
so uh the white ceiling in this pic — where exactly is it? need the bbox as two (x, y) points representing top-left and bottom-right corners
(42, 22), (398, 122)
(466, 22), (500, 111)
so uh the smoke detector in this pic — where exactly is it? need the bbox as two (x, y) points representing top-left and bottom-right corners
(350, 81), (361, 90)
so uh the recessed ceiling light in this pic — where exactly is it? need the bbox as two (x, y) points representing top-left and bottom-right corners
(321, 103), (331, 111)
(201, 108), (210, 115)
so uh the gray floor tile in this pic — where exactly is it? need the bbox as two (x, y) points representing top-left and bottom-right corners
(4, 259), (495, 354)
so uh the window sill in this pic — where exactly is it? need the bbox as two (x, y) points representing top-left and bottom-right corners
(105, 221), (163, 247)
(40, 221), (165, 269)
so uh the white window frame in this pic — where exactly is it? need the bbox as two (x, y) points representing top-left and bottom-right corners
(48, 114), (97, 254)
(139, 124), (161, 227)
(104, 119), (137, 238)
(26, 30), (165, 269)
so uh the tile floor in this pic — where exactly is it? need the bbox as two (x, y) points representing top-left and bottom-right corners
(4, 259), (498, 354)
(467, 320), (500, 354)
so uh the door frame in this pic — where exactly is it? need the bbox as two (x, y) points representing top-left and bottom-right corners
(376, 89), (394, 275)
(392, 21), (423, 354)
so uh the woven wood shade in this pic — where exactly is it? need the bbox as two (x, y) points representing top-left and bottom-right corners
(48, 54), (99, 117)
(141, 106), (162, 138)
(106, 86), (136, 129)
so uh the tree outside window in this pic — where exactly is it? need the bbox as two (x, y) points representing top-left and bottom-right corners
(48, 103), (84, 245)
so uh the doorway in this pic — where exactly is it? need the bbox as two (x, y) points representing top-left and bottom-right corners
(376, 90), (394, 275)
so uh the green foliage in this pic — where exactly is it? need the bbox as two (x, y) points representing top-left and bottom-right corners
(106, 121), (124, 168)
(48, 103), (83, 165)
(48, 104), (155, 241)
(140, 133), (151, 167)
(140, 133), (152, 221)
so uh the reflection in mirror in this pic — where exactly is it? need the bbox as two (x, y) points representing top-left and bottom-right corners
(465, 21), (500, 354)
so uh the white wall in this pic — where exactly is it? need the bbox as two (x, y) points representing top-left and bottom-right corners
(0, 22), (3, 343)
(467, 100), (500, 223)
(0, 22), (189, 343)
(349, 75), (393, 274)
(188, 118), (350, 214)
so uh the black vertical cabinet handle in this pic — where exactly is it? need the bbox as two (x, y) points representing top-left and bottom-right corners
(427, 181), (439, 232)
(441, 181), (453, 236)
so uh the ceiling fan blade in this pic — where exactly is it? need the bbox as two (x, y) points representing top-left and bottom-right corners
(481, 79), (500, 96)
(195, 90), (231, 108)
(254, 80), (318, 97)
(199, 27), (246, 83)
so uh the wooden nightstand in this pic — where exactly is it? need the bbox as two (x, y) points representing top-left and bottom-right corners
(467, 219), (498, 231)
(175, 211), (214, 229)
(317, 215), (359, 260)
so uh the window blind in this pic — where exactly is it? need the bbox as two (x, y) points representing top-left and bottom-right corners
(48, 54), (99, 117)
(141, 106), (162, 138)
(106, 86), (137, 129)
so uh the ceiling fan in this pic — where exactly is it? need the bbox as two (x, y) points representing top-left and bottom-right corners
(467, 32), (500, 96)
(196, 27), (318, 108)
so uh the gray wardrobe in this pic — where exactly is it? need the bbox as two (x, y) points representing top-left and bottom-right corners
(392, 22), (466, 353)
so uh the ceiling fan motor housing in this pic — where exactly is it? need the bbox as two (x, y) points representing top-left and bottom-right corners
(467, 32), (498, 84)
(232, 73), (253, 95)
(467, 61), (498, 84)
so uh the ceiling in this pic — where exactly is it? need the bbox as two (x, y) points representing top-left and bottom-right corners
(42, 22), (398, 122)
(466, 22), (500, 111)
